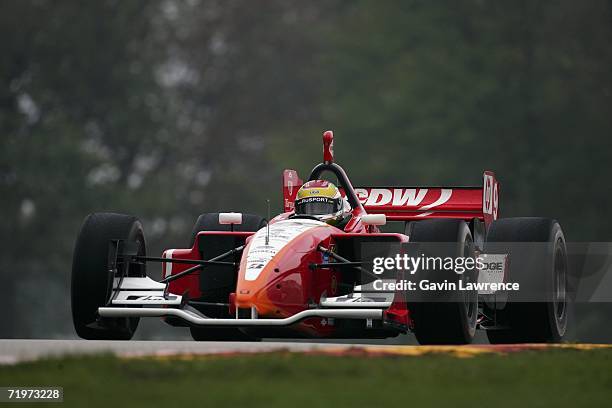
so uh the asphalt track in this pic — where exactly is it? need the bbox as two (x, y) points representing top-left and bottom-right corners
(2, 339), (611, 364)
(0, 340), (339, 364)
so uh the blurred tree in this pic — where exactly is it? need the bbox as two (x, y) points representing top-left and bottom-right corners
(158, 0), (333, 215)
(0, 0), (171, 337)
(308, 0), (612, 242)
(0, 0), (334, 337)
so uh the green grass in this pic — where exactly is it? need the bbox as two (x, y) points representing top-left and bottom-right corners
(1, 349), (611, 408)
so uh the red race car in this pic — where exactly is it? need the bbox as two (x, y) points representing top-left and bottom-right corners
(71, 131), (568, 344)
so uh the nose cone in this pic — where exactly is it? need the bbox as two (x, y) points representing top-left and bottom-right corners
(234, 219), (333, 316)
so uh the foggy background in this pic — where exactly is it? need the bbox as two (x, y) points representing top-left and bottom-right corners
(1, 0), (611, 341)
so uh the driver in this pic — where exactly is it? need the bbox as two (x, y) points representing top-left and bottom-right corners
(294, 180), (351, 226)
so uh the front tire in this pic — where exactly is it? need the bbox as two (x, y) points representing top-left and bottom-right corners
(71, 212), (146, 340)
(407, 219), (478, 345)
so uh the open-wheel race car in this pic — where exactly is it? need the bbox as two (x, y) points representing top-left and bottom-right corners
(71, 131), (569, 344)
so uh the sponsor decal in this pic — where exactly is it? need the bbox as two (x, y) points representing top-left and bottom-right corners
(245, 219), (326, 281)
(133, 295), (167, 301)
(476, 253), (507, 294)
(354, 188), (452, 213)
(298, 196), (333, 204)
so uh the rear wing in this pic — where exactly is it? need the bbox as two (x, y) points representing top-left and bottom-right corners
(282, 131), (499, 228)
(355, 171), (499, 228)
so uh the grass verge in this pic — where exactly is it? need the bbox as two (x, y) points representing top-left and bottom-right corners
(1, 349), (611, 407)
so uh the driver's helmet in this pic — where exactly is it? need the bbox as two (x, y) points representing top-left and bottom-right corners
(294, 180), (350, 225)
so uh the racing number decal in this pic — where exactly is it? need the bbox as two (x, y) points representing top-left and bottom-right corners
(483, 173), (498, 220)
(493, 183), (498, 219)
(483, 175), (492, 214)
(248, 263), (265, 270)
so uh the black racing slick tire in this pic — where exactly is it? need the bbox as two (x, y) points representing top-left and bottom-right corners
(406, 219), (478, 345)
(188, 213), (265, 342)
(484, 218), (568, 343)
(71, 212), (146, 340)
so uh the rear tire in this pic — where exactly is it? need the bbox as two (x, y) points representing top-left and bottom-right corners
(484, 218), (568, 343)
(188, 213), (265, 341)
(407, 219), (478, 345)
(71, 212), (146, 340)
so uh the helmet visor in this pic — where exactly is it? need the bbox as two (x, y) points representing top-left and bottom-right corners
(295, 197), (339, 215)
